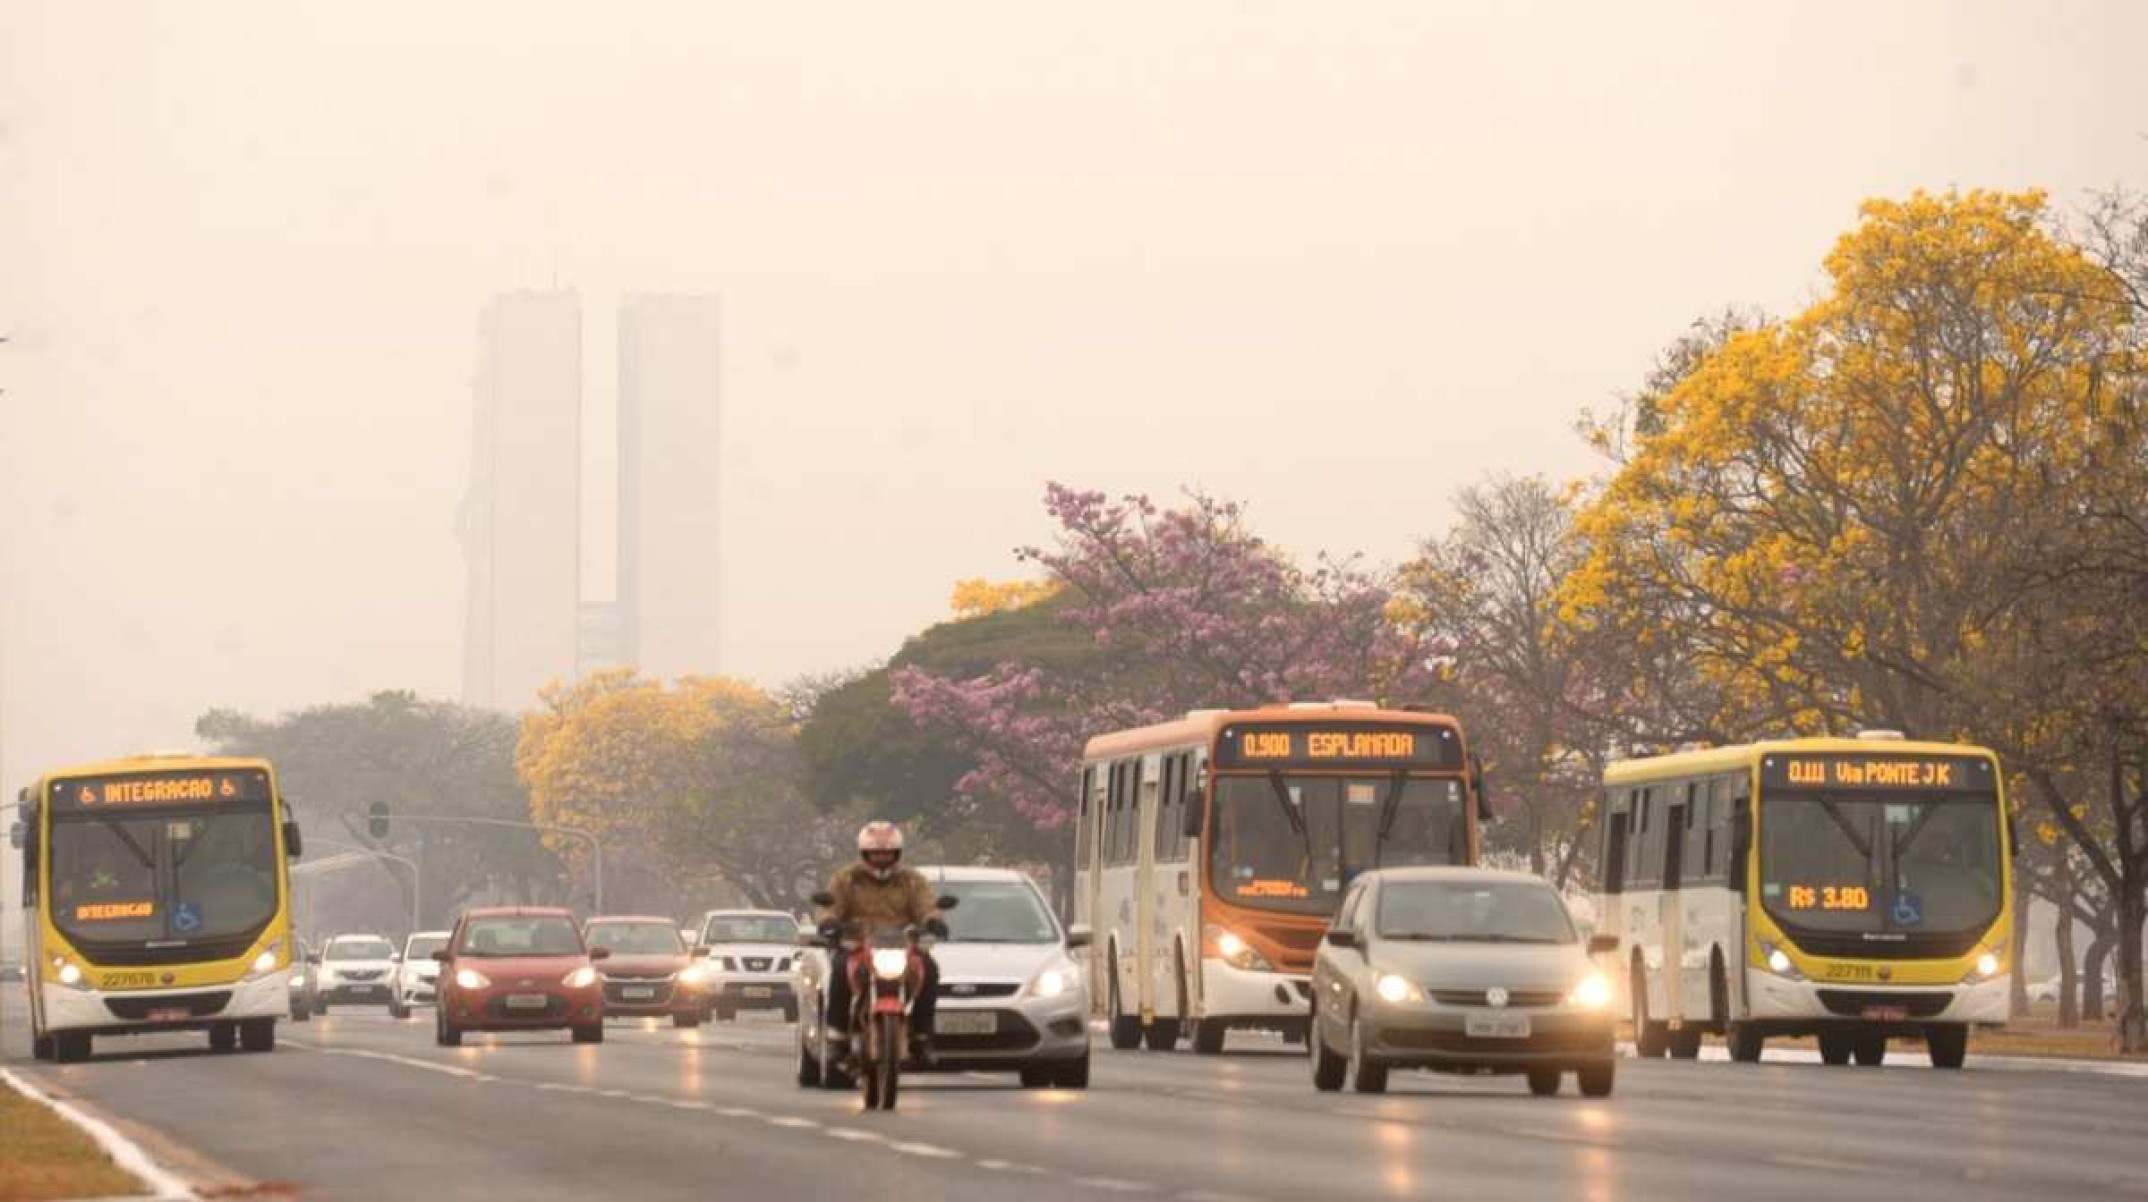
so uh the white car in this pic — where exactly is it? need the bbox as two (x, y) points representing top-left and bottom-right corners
(314, 934), (400, 1013)
(794, 865), (1092, 1090)
(696, 909), (805, 1021)
(390, 930), (450, 1019)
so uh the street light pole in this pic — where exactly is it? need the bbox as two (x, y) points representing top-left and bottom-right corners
(376, 814), (604, 912)
(309, 838), (421, 933)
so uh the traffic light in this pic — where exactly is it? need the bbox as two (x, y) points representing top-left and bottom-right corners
(367, 801), (391, 840)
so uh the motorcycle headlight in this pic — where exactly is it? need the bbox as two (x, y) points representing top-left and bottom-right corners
(871, 948), (910, 980)
(1206, 925), (1274, 972)
(1374, 973), (1422, 1005)
(455, 968), (491, 990)
(562, 966), (598, 989)
(1567, 972), (1613, 1010)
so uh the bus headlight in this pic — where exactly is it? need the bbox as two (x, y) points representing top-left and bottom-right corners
(1206, 925), (1273, 972)
(1966, 952), (2001, 982)
(247, 942), (284, 979)
(1568, 972), (1613, 1010)
(1374, 973), (1422, 1005)
(1758, 942), (1804, 980)
(55, 959), (88, 989)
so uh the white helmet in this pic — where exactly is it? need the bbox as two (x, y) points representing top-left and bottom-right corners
(858, 821), (904, 879)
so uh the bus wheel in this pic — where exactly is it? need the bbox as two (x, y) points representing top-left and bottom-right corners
(1144, 1018), (1180, 1051)
(1191, 1018), (1226, 1055)
(240, 1019), (276, 1053)
(1107, 953), (1141, 1051)
(53, 1031), (91, 1063)
(1709, 951), (1730, 1033)
(1727, 1024), (1765, 1063)
(1852, 1033), (1886, 1067)
(1819, 1031), (1853, 1065)
(1925, 1024), (1967, 1069)
(208, 1023), (238, 1053)
(1668, 1026), (1702, 1059)
(1631, 964), (1668, 1057)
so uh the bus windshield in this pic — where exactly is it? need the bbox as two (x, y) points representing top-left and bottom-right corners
(1760, 792), (2003, 936)
(49, 810), (279, 947)
(1210, 775), (1467, 915)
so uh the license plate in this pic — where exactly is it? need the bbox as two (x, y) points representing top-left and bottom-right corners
(1862, 1005), (1908, 1021)
(146, 1007), (190, 1023)
(1465, 1013), (1532, 1039)
(505, 993), (549, 1010)
(743, 986), (773, 999)
(621, 986), (656, 1000)
(935, 1011), (996, 1036)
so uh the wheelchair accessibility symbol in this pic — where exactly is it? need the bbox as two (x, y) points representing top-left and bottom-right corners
(173, 901), (203, 933)
(1890, 892), (1922, 927)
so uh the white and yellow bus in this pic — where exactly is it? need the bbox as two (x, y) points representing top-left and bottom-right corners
(1595, 733), (2011, 1069)
(13, 755), (303, 1061)
(1076, 701), (1485, 1054)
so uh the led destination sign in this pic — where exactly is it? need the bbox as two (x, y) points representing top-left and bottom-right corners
(1213, 722), (1463, 771)
(1761, 755), (1992, 794)
(52, 770), (271, 811)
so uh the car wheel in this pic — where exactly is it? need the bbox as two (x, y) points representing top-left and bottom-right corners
(572, 1023), (604, 1045)
(1576, 1061), (1616, 1097)
(314, 999), (330, 1017)
(1348, 1010), (1387, 1094)
(1852, 1034), (1886, 1067)
(1019, 1065), (1057, 1088)
(1819, 1031), (1853, 1065)
(291, 1005), (310, 1023)
(389, 998), (407, 1020)
(435, 1009), (463, 1047)
(208, 1023), (238, 1053)
(1055, 1053), (1091, 1090)
(797, 1030), (823, 1087)
(673, 1012), (701, 1029)
(715, 1003), (736, 1022)
(1526, 1068), (1562, 1096)
(1309, 999), (1347, 1092)
(782, 1001), (800, 1024)
(1925, 1023), (1968, 1069)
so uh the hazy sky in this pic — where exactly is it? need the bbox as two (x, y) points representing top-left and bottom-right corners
(4, 1), (2146, 787)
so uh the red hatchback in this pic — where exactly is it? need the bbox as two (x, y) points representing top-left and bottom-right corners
(434, 906), (609, 1046)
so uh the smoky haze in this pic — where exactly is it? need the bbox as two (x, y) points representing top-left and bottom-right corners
(3, 0), (2145, 804)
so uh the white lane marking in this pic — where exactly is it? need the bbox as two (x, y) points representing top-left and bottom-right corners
(321, 1048), (482, 1080)
(1077, 1176), (1157, 1193)
(670, 1100), (714, 1111)
(765, 1115), (820, 1129)
(890, 1141), (964, 1159)
(535, 1082), (583, 1092)
(1178, 1193), (1260, 1202)
(823, 1127), (886, 1144)
(598, 1089), (632, 1098)
(2, 1067), (197, 1201)
(715, 1105), (762, 1118)
(1768, 1153), (1877, 1174)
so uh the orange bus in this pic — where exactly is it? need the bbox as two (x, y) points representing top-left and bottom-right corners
(1075, 701), (1485, 1054)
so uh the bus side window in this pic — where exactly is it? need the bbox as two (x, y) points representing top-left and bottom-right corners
(1077, 766), (1095, 873)
(1125, 759), (1148, 864)
(1104, 762), (1122, 866)
(1154, 754), (1179, 864)
(1601, 795), (1628, 896)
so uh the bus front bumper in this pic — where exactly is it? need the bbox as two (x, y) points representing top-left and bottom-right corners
(1200, 958), (1313, 1031)
(41, 970), (290, 1035)
(1745, 970), (2010, 1029)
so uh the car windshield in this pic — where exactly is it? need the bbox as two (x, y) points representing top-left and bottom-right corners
(702, 915), (798, 945)
(404, 934), (447, 959)
(935, 880), (1058, 944)
(586, 922), (684, 955)
(1210, 775), (1469, 915)
(1374, 880), (1577, 944)
(328, 938), (396, 960)
(48, 810), (280, 946)
(458, 916), (584, 957)
(1760, 791), (2003, 936)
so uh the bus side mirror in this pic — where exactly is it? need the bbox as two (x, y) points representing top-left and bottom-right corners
(936, 896), (960, 911)
(2007, 817), (2020, 859)
(1182, 803), (1204, 839)
(283, 820), (304, 859)
(809, 891), (835, 909)
(1471, 756), (1493, 822)
(7, 820), (23, 850)
(1729, 806), (1752, 884)
(1587, 934), (1620, 956)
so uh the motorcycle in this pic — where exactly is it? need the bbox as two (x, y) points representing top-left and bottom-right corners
(804, 891), (955, 1112)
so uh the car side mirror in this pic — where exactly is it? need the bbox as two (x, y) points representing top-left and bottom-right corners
(310, 951), (325, 965)
(936, 895), (960, 911)
(795, 930), (825, 949)
(391, 953), (401, 963)
(429, 950), (449, 963)
(809, 891), (836, 908)
(1587, 934), (1620, 957)
(692, 945), (712, 958)
(588, 946), (612, 961)
(282, 820), (303, 859)
(1065, 924), (1093, 950)
(1324, 928), (1360, 949)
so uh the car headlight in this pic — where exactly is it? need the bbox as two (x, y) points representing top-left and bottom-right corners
(1026, 966), (1075, 999)
(1567, 972), (1613, 1010)
(679, 963), (710, 987)
(562, 966), (598, 989)
(455, 968), (491, 990)
(1206, 925), (1274, 972)
(1374, 973), (1422, 1005)
(55, 959), (89, 989)
(871, 948), (910, 980)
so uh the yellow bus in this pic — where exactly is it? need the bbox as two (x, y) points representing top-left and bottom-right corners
(1594, 732), (2011, 1069)
(13, 754), (303, 1061)
(1077, 701), (1486, 1054)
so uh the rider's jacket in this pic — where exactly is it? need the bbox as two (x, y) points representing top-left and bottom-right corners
(822, 862), (939, 931)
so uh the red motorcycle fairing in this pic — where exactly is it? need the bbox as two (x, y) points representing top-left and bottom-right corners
(873, 994), (904, 1015)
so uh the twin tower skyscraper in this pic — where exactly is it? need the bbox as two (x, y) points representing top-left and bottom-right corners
(458, 291), (722, 712)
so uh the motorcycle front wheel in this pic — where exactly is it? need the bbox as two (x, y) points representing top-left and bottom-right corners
(863, 1012), (902, 1111)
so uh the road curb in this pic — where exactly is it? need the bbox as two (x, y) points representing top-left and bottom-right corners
(1, 1067), (198, 1201)
(1613, 1041), (2148, 1078)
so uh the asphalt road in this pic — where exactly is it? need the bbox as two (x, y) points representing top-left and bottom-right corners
(5, 986), (2146, 1202)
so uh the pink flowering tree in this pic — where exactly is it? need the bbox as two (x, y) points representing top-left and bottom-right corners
(892, 484), (1438, 831)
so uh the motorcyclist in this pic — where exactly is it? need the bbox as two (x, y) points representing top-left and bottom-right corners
(819, 821), (945, 1064)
